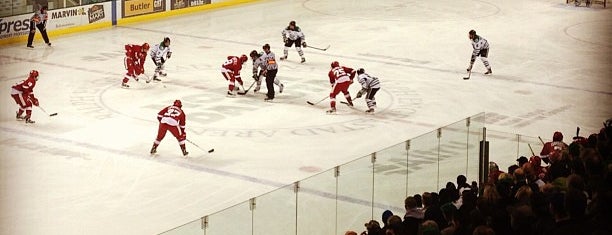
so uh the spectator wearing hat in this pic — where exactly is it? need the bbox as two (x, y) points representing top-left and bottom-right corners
(516, 156), (528, 167)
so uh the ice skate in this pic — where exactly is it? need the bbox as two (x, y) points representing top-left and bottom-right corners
(159, 71), (167, 77)
(24, 116), (35, 124)
(150, 145), (157, 155)
(181, 148), (189, 157)
(121, 82), (130, 88)
(484, 69), (492, 75)
(264, 97), (274, 102)
(366, 108), (375, 114)
(254, 85), (260, 93)
(326, 108), (336, 114)
(301, 57), (306, 63)
(279, 84), (284, 93)
(279, 55), (287, 60)
(153, 75), (162, 82)
(16, 112), (24, 121)
(227, 91), (236, 97)
(47, 43), (52, 46)
(26, 45), (34, 49)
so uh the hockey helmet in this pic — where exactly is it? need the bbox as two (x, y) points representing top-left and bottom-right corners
(331, 61), (340, 68)
(141, 43), (150, 51)
(357, 68), (365, 74)
(249, 50), (259, 59)
(468, 29), (476, 39)
(240, 54), (248, 63)
(289, 20), (296, 26)
(163, 37), (171, 46)
(173, 99), (182, 108)
(29, 70), (39, 78)
(262, 43), (270, 50)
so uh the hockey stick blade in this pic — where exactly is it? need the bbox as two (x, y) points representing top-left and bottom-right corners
(208, 149), (214, 153)
(49, 113), (58, 116)
(307, 101), (315, 105)
(308, 45), (330, 51)
(463, 69), (472, 80)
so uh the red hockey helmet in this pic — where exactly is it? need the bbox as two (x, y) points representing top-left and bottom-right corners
(173, 99), (182, 108)
(331, 61), (339, 68)
(29, 70), (39, 78)
(240, 54), (248, 63)
(142, 43), (150, 51)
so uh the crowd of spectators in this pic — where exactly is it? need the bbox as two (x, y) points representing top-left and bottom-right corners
(347, 119), (612, 235)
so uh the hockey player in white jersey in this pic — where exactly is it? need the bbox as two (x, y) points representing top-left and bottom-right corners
(250, 49), (284, 93)
(467, 30), (492, 75)
(150, 37), (172, 82)
(355, 68), (381, 114)
(280, 21), (306, 63)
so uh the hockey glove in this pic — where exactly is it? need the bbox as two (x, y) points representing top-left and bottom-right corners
(31, 97), (39, 106)
(301, 41), (307, 48)
(283, 37), (288, 44)
(467, 63), (473, 72)
(166, 51), (172, 59)
(355, 89), (365, 99)
(252, 74), (259, 81)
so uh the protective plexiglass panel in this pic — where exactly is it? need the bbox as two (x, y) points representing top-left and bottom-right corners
(439, 119), (471, 189)
(158, 219), (202, 235)
(468, 114), (486, 181)
(373, 142), (409, 219)
(253, 184), (296, 235)
(205, 201), (252, 235)
(406, 130), (440, 195)
(297, 169), (337, 235)
(336, 156), (374, 234)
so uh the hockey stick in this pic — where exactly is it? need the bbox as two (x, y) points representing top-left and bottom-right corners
(307, 96), (328, 105)
(238, 81), (256, 95)
(574, 126), (580, 140)
(37, 106), (58, 116)
(463, 69), (472, 80)
(538, 136), (545, 145)
(141, 73), (153, 83)
(186, 138), (214, 153)
(307, 45), (330, 51)
(528, 143), (535, 156)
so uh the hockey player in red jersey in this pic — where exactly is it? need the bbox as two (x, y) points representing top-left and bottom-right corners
(11, 70), (40, 123)
(327, 61), (355, 114)
(150, 100), (188, 156)
(221, 54), (248, 97)
(122, 43), (150, 88)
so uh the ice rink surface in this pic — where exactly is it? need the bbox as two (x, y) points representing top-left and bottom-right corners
(1, 0), (611, 234)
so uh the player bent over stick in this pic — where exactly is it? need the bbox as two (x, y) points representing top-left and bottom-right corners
(221, 54), (248, 97)
(150, 100), (189, 156)
(11, 70), (40, 123)
(150, 37), (172, 82)
(355, 68), (381, 114)
(326, 61), (355, 114)
(280, 20), (307, 63)
(122, 43), (150, 88)
(466, 30), (492, 77)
